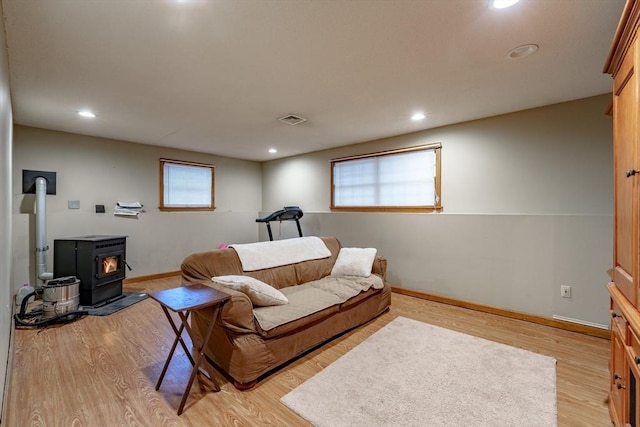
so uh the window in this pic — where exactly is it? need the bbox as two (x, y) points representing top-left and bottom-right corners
(331, 144), (441, 212)
(159, 159), (215, 211)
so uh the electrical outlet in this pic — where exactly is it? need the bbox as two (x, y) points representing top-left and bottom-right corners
(561, 285), (572, 298)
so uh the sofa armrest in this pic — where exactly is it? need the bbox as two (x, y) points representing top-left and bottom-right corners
(200, 281), (258, 334)
(181, 248), (244, 286)
(372, 255), (387, 280)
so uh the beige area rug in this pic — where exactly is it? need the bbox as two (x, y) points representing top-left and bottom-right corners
(281, 316), (557, 427)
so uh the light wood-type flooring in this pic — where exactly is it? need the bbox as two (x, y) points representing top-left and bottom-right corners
(5, 276), (611, 426)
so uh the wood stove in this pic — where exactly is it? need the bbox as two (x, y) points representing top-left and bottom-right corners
(53, 235), (127, 306)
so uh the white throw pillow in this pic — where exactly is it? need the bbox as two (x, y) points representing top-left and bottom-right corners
(212, 275), (288, 306)
(330, 247), (377, 277)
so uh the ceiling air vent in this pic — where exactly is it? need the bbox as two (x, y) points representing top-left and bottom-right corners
(278, 114), (307, 125)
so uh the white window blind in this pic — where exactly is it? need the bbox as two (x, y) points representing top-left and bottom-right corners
(161, 160), (214, 209)
(332, 145), (440, 209)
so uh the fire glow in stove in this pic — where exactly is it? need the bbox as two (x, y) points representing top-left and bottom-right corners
(53, 235), (128, 306)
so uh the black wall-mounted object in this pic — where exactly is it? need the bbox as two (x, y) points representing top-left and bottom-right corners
(95, 204), (105, 213)
(22, 170), (57, 194)
(256, 206), (303, 241)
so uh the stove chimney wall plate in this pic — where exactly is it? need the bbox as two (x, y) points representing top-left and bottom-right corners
(22, 170), (56, 194)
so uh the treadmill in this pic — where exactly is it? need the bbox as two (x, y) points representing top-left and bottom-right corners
(256, 206), (303, 241)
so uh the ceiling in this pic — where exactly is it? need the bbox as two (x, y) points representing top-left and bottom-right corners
(1, 0), (625, 162)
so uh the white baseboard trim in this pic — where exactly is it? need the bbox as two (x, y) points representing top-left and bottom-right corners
(552, 315), (609, 330)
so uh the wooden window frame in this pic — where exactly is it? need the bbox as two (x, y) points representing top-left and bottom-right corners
(159, 158), (216, 212)
(330, 143), (442, 213)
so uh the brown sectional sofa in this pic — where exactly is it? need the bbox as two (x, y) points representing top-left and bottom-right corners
(180, 236), (391, 389)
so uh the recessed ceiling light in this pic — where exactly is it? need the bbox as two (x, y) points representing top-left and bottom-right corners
(506, 44), (538, 59)
(492, 0), (520, 9)
(268, 148), (277, 154)
(411, 113), (426, 121)
(77, 110), (96, 118)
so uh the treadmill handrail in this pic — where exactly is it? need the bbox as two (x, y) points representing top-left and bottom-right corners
(256, 206), (303, 223)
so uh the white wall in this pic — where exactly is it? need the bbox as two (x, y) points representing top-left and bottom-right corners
(262, 95), (613, 326)
(12, 126), (263, 290)
(0, 1), (12, 421)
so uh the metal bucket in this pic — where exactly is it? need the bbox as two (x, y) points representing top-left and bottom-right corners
(43, 276), (80, 318)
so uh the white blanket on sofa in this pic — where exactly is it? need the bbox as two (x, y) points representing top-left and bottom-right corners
(230, 236), (331, 271)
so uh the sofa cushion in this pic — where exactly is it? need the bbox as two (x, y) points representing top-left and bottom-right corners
(330, 247), (377, 277)
(253, 275), (383, 336)
(339, 278), (384, 310)
(254, 287), (343, 337)
(212, 275), (288, 306)
(245, 265), (298, 290)
(294, 237), (341, 284)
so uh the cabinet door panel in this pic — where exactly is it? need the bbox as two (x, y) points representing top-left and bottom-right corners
(613, 39), (639, 305)
(612, 330), (628, 425)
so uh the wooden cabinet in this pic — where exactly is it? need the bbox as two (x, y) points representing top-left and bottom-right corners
(609, 1), (640, 306)
(610, 292), (629, 425)
(608, 283), (640, 426)
(626, 328), (640, 425)
(612, 35), (638, 305)
(606, 1), (640, 425)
